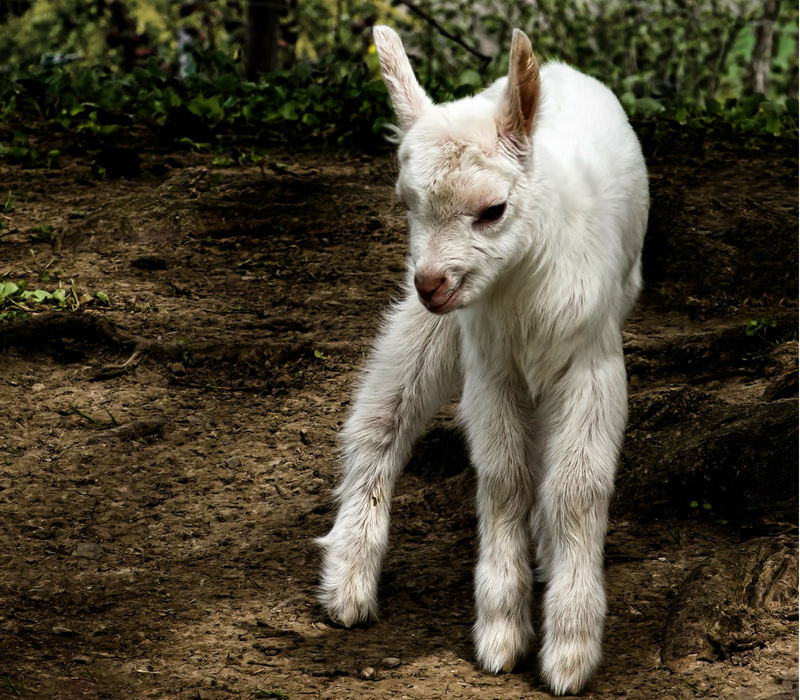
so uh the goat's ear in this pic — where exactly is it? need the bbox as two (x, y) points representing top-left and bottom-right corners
(497, 29), (540, 146)
(373, 25), (432, 131)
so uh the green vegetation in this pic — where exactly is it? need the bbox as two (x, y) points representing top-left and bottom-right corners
(0, 2), (795, 149)
(254, 690), (289, 699)
(69, 404), (120, 429)
(0, 278), (110, 321)
(744, 317), (780, 346)
(742, 317), (784, 360)
(1, 672), (24, 696)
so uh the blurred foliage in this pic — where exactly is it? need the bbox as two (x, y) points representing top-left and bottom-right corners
(0, 0), (796, 149)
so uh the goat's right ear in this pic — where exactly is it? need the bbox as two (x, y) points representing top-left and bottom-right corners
(373, 26), (432, 132)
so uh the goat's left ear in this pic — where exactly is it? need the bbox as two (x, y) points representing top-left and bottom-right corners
(373, 25), (432, 132)
(497, 29), (540, 146)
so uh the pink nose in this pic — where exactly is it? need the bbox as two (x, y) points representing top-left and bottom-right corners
(414, 273), (448, 303)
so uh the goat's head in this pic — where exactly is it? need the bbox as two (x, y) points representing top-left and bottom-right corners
(374, 25), (540, 314)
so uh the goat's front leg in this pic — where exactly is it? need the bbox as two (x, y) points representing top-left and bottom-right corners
(462, 362), (537, 673)
(537, 348), (627, 696)
(317, 294), (461, 627)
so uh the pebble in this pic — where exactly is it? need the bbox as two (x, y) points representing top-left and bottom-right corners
(31, 383), (45, 393)
(52, 626), (75, 636)
(359, 667), (376, 680)
(381, 657), (401, 668)
(225, 456), (242, 469)
(170, 362), (187, 376)
(73, 542), (104, 560)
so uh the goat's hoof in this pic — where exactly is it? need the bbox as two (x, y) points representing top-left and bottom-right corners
(540, 636), (600, 696)
(474, 616), (532, 675)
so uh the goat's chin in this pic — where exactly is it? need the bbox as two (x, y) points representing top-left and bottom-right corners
(422, 284), (465, 314)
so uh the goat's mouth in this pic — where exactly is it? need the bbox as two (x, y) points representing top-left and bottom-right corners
(425, 282), (463, 314)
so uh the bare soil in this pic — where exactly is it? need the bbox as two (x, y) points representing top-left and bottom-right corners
(0, 124), (797, 700)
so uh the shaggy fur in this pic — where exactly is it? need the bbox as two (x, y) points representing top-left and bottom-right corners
(316, 26), (649, 695)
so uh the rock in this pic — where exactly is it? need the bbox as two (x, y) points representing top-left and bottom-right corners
(359, 667), (376, 680)
(381, 657), (401, 668)
(171, 362), (187, 376)
(31, 383), (45, 393)
(52, 626), (75, 636)
(73, 542), (104, 560)
(225, 456), (241, 469)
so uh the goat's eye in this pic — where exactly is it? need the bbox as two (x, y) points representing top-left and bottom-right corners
(476, 202), (506, 225)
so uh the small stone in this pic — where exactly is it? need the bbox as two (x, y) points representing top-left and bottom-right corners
(31, 383), (45, 393)
(225, 456), (241, 469)
(312, 655), (325, 662)
(274, 373), (292, 388)
(360, 667), (376, 680)
(72, 655), (92, 665)
(381, 657), (401, 668)
(73, 542), (104, 560)
(52, 626), (75, 636)
(171, 362), (187, 376)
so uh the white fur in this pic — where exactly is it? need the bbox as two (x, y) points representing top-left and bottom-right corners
(317, 26), (648, 696)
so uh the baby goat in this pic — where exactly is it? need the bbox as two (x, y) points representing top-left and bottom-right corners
(317, 26), (649, 695)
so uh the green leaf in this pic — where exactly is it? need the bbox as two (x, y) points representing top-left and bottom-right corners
(689, 501), (699, 508)
(704, 97), (722, 115)
(635, 97), (664, 117)
(279, 102), (299, 121)
(459, 69), (482, 87)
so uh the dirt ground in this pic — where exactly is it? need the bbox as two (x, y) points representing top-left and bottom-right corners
(0, 121), (797, 700)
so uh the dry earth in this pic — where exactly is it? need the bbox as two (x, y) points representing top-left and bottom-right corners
(0, 123), (797, 700)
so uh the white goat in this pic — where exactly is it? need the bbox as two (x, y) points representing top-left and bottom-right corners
(316, 26), (649, 695)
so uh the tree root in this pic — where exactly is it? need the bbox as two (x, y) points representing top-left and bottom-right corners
(662, 535), (799, 671)
(85, 419), (166, 445)
(0, 312), (134, 350)
(0, 311), (356, 380)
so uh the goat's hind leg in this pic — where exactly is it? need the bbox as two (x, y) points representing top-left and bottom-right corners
(317, 294), (461, 627)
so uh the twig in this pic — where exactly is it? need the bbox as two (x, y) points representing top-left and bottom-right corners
(391, 0), (492, 73)
(85, 419), (165, 445)
(94, 346), (148, 380)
